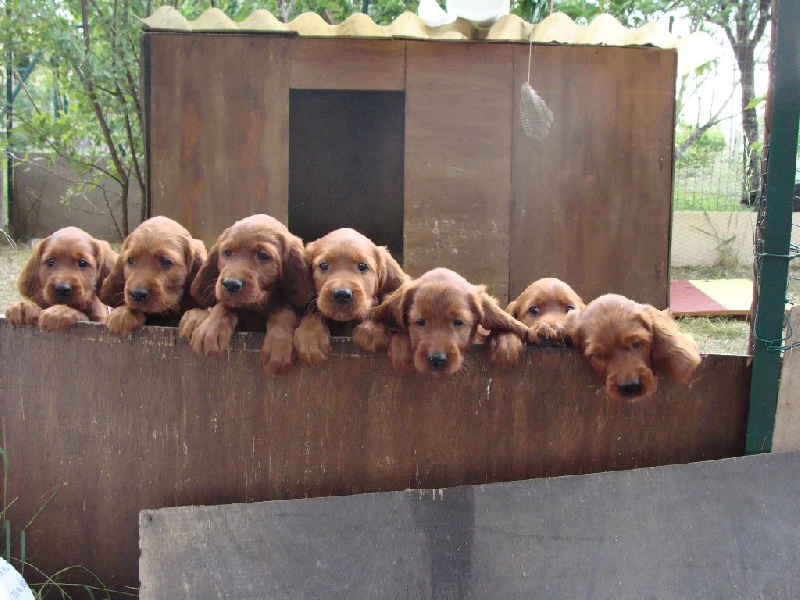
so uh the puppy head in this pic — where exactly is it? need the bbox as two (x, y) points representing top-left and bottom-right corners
(191, 214), (313, 311)
(507, 277), (585, 333)
(567, 294), (701, 402)
(100, 216), (206, 314)
(306, 228), (408, 323)
(373, 268), (527, 376)
(18, 227), (117, 311)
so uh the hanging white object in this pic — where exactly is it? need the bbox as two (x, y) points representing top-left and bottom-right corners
(0, 559), (34, 600)
(519, 33), (554, 140)
(417, 0), (457, 27)
(446, 0), (510, 27)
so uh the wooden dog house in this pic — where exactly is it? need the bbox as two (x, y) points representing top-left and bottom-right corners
(143, 17), (677, 306)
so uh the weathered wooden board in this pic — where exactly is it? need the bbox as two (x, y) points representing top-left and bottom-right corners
(773, 306), (800, 451)
(0, 318), (748, 594)
(403, 41), (514, 299)
(289, 38), (406, 90)
(144, 33), (291, 244)
(140, 452), (800, 600)
(510, 45), (677, 308)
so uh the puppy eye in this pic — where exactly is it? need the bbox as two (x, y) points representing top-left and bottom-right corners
(45, 257), (55, 268)
(414, 318), (426, 327)
(127, 257), (135, 266)
(223, 248), (233, 258)
(357, 262), (368, 272)
(256, 250), (270, 263)
(592, 354), (606, 362)
(631, 341), (643, 350)
(452, 318), (464, 327)
(318, 262), (329, 272)
(77, 259), (89, 268)
(159, 257), (173, 269)
(528, 306), (540, 315)
(565, 305), (575, 312)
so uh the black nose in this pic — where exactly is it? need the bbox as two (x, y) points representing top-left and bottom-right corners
(331, 288), (353, 303)
(427, 352), (448, 369)
(618, 379), (643, 397)
(222, 277), (243, 293)
(128, 288), (149, 302)
(54, 284), (72, 297)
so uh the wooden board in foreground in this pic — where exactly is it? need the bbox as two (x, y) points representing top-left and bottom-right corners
(0, 318), (749, 594)
(140, 452), (800, 599)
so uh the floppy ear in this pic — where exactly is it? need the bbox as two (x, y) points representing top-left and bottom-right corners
(181, 238), (208, 309)
(371, 282), (415, 331)
(280, 234), (314, 310)
(375, 247), (408, 301)
(99, 239), (128, 307)
(506, 298), (520, 319)
(17, 239), (47, 306)
(646, 306), (702, 383)
(477, 287), (528, 338)
(563, 307), (584, 349)
(92, 239), (118, 296)
(190, 236), (221, 308)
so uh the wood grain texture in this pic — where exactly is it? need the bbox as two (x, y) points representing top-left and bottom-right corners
(510, 44), (677, 308)
(140, 453), (800, 600)
(773, 306), (800, 451)
(404, 42), (514, 301)
(289, 38), (406, 90)
(144, 33), (291, 245)
(0, 318), (748, 594)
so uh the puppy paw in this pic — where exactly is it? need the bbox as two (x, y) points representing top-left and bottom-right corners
(294, 315), (331, 366)
(388, 333), (413, 372)
(352, 320), (391, 352)
(39, 305), (88, 332)
(489, 331), (524, 367)
(179, 308), (209, 340)
(107, 307), (146, 335)
(262, 326), (295, 376)
(190, 315), (234, 356)
(529, 322), (566, 346)
(5, 301), (42, 326)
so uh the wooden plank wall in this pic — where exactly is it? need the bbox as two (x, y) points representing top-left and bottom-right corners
(145, 34), (291, 243)
(0, 319), (749, 594)
(144, 35), (676, 307)
(511, 45), (676, 307)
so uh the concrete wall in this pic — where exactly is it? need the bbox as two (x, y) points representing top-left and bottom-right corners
(671, 210), (800, 269)
(10, 153), (143, 243)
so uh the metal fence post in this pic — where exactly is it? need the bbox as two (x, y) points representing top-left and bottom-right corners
(746, 0), (800, 454)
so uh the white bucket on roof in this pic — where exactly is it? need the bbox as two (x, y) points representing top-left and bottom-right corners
(448, 0), (510, 26)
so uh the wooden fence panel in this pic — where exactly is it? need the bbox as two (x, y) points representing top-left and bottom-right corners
(0, 319), (749, 593)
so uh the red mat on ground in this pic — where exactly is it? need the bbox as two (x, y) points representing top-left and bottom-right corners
(670, 280), (730, 317)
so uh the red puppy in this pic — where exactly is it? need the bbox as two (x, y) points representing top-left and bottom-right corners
(179, 214), (313, 375)
(566, 293), (702, 401)
(100, 216), (206, 335)
(294, 228), (408, 366)
(365, 267), (529, 376)
(5, 227), (116, 332)
(507, 277), (585, 345)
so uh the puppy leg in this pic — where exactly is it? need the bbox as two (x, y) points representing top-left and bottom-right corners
(179, 308), (210, 340)
(388, 333), (413, 373)
(107, 306), (147, 335)
(190, 304), (238, 356)
(87, 297), (112, 324)
(488, 331), (524, 367)
(262, 305), (298, 376)
(293, 313), (331, 366)
(352, 320), (392, 352)
(529, 322), (567, 346)
(5, 300), (42, 326)
(39, 305), (90, 332)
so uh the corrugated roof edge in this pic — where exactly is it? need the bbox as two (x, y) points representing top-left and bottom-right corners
(140, 7), (717, 75)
